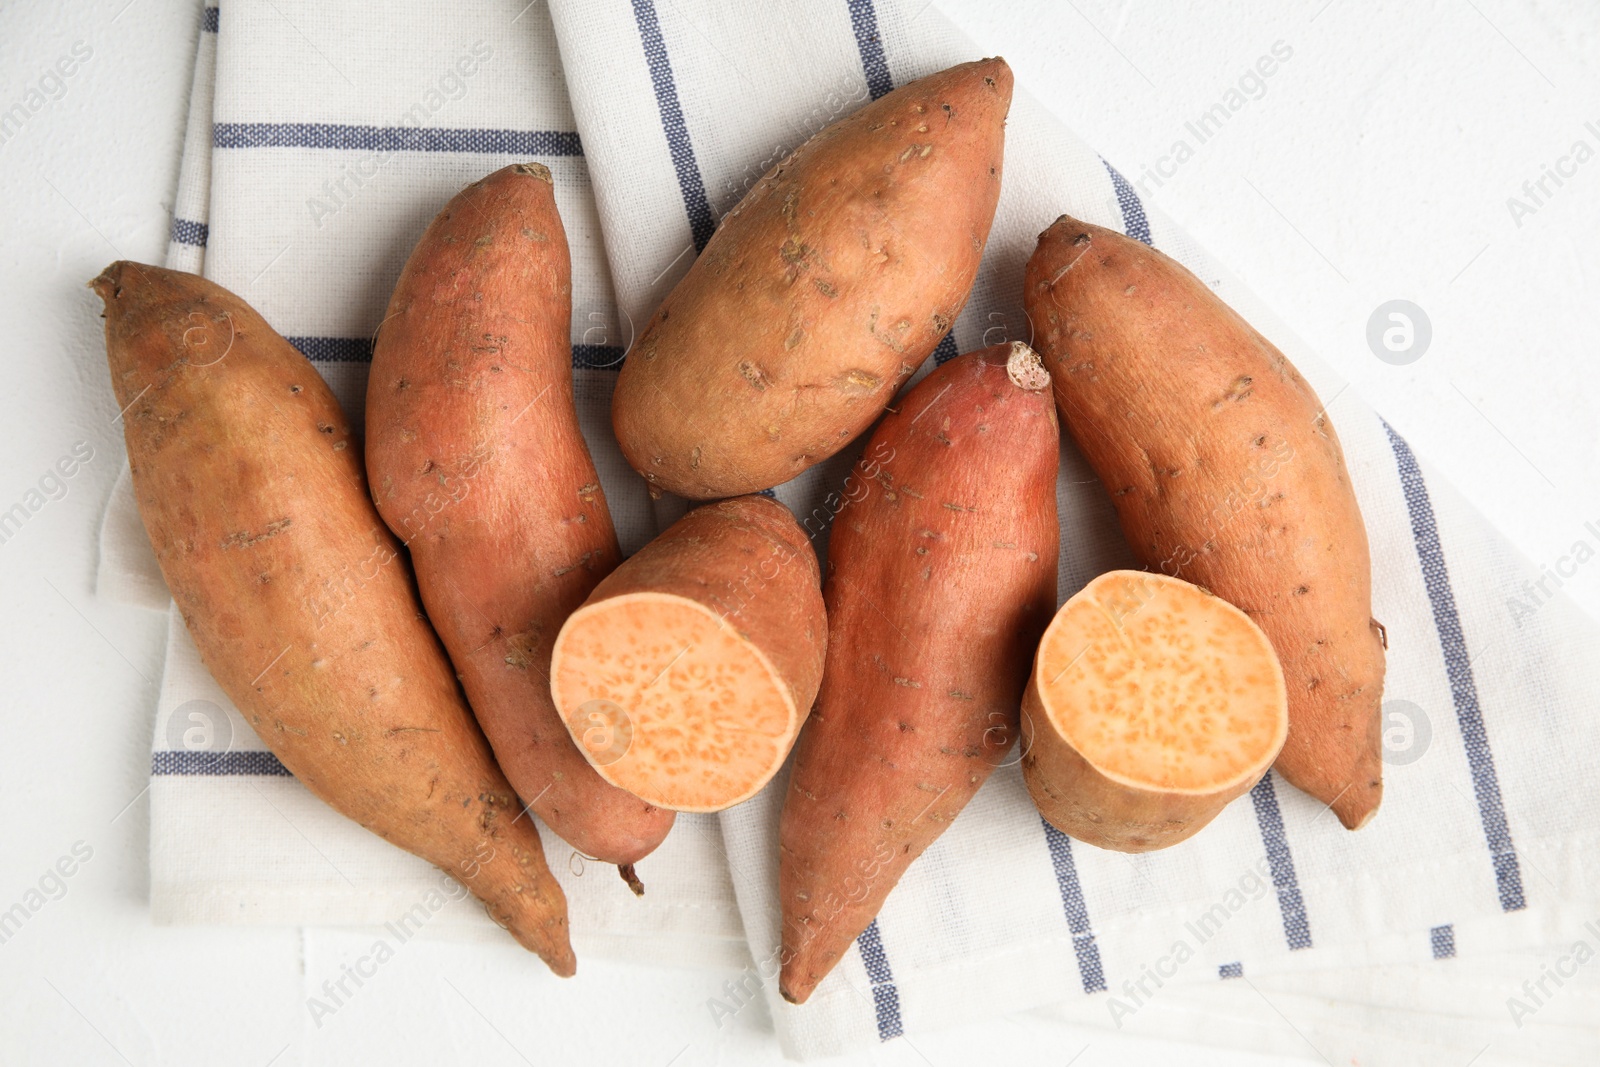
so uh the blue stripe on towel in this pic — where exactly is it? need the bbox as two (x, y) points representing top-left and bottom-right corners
(153, 751), (292, 777)
(855, 919), (904, 1040)
(572, 344), (627, 370)
(1040, 817), (1108, 993)
(846, 0), (894, 100)
(201, 6), (218, 32)
(213, 123), (582, 156)
(1101, 159), (1151, 246)
(169, 218), (208, 248)
(630, 0), (716, 253)
(1249, 771), (1313, 950)
(1384, 422), (1526, 912)
(932, 332), (959, 365)
(283, 337), (625, 371)
(286, 337), (373, 363)
(1430, 924), (1457, 959)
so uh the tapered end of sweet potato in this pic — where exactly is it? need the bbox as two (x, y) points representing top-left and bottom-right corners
(510, 161), (553, 183)
(1272, 620), (1386, 831)
(1338, 786), (1382, 830)
(93, 261), (255, 407)
(779, 944), (833, 1005)
(1288, 746), (1383, 830)
(779, 906), (873, 1002)
(91, 260), (190, 316)
(1032, 214), (1102, 269)
(780, 933), (835, 1005)
(481, 852), (577, 976)
(91, 260), (162, 347)
(969, 56), (1014, 105)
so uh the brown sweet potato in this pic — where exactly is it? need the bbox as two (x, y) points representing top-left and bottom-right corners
(1021, 570), (1288, 853)
(611, 58), (1013, 499)
(549, 496), (826, 812)
(778, 342), (1059, 1004)
(1024, 216), (1386, 829)
(366, 164), (672, 892)
(95, 261), (574, 974)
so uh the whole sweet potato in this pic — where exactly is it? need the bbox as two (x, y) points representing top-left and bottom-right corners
(779, 343), (1059, 1004)
(96, 261), (574, 974)
(1023, 216), (1386, 829)
(611, 57), (1013, 499)
(366, 164), (673, 892)
(550, 496), (826, 813)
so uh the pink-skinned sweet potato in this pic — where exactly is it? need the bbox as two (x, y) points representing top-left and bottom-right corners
(778, 343), (1059, 1003)
(366, 164), (673, 892)
(95, 261), (574, 974)
(611, 58), (1013, 499)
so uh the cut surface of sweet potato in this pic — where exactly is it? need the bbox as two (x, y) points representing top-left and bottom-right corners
(1023, 570), (1287, 851)
(549, 497), (826, 814)
(553, 593), (796, 812)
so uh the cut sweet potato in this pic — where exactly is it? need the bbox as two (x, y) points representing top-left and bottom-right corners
(1021, 570), (1288, 852)
(779, 342), (1060, 1004)
(550, 496), (826, 812)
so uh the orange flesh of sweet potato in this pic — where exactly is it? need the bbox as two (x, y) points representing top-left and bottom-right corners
(550, 496), (826, 812)
(1023, 216), (1386, 830)
(1022, 570), (1288, 853)
(94, 261), (574, 974)
(365, 164), (672, 886)
(611, 58), (1013, 499)
(778, 343), (1059, 1004)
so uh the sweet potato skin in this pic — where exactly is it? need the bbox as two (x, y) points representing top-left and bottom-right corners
(611, 58), (1013, 499)
(1021, 700), (1260, 852)
(96, 261), (573, 974)
(1023, 216), (1386, 830)
(551, 496), (827, 809)
(778, 344), (1059, 1004)
(365, 164), (673, 873)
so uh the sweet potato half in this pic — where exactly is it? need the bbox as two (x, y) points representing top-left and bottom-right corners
(611, 58), (1013, 499)
(1024, 216), (1386, 829)
(96, 262), (574, 974)
(1021, 570), (1288, 853)
(550, 496), (826, 812)
(366, 164), (672, 891)
(778, 343), (1060, 1004)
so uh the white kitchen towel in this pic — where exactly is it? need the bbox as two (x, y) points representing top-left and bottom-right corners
(121, 0), (748, 971)
(93, 3), (217, 614)
(92, 0), (1600, 1061)
(1068, 948), (1600, 1067)
(547, 0), (1600, 1058)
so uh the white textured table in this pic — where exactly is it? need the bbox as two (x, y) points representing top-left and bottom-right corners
(1, 1), (1593, 1064)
